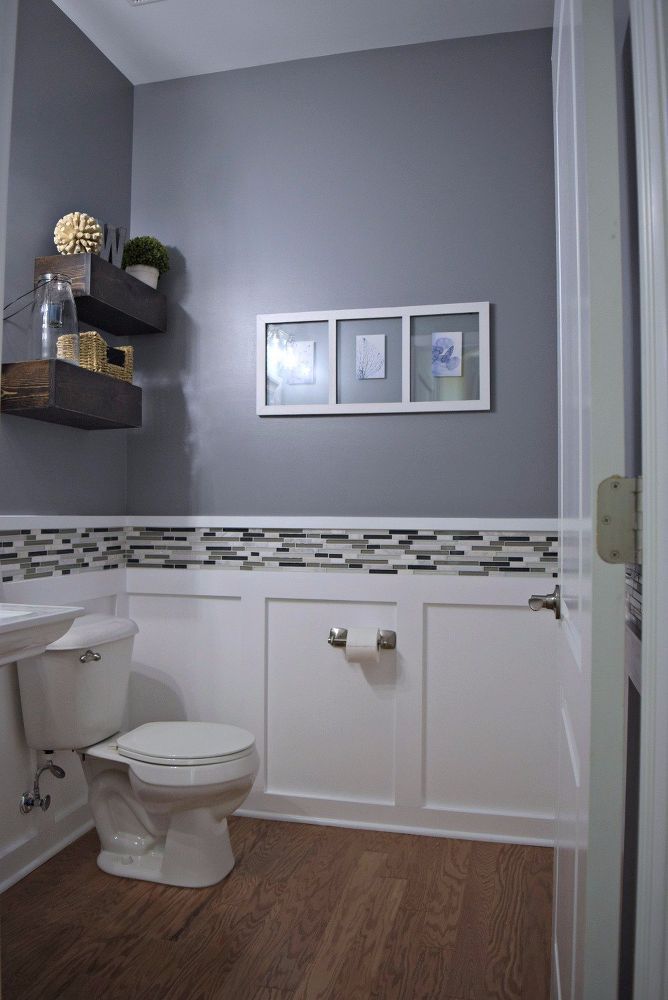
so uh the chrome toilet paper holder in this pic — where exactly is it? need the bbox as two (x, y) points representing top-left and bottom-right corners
(328, 627), (396, 650)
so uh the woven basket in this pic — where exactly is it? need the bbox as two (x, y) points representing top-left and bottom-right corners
(55, 334), (78, 363)
(57, 331), (134, 383)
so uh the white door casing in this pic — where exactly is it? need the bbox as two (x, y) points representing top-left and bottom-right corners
(631, 0), (668, 995)
(552, 0), (628, 997)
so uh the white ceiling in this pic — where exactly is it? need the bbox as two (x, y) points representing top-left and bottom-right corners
(52, 0), (553, 86)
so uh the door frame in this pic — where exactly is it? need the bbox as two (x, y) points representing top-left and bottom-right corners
(630, 0), (668, 995)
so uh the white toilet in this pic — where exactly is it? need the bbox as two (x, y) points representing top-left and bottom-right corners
(16, 614), (259, 888)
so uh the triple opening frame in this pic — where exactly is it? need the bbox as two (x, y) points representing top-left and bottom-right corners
(256, 301), (490, 416)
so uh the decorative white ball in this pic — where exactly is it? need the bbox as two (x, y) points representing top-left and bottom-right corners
(54, 211), (103, 255)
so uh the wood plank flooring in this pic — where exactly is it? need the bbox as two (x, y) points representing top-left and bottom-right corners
(1, 818), (552, 1000)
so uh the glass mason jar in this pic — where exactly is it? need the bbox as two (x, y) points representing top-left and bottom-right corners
(31, 273), (79, 364)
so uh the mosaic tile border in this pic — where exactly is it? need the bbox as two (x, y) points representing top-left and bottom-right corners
(126, 526), (558, 576)
(0, 524), (557, 583)
(0, 526), (125, 584)
(0, 525), (559, 583)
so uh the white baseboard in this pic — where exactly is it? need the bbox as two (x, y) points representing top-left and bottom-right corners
(240, 793), (555, 847)
(0, 810), (95, 894)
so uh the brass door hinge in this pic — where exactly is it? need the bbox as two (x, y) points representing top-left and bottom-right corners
(596, 475), (642, 564)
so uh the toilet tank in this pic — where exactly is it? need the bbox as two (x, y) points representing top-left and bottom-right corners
(17, 614), (138, 751)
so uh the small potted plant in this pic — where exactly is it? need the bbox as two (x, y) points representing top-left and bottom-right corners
(122, 236), (170, 289)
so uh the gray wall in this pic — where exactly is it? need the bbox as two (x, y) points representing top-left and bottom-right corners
(129, 30), (557, 517)
(0, 0), (133, 514)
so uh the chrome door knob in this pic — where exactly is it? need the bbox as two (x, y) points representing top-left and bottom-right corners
(528, 584), (561, 619)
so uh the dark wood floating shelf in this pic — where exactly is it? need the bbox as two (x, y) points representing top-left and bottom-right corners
(1, 360), (142, 430)
(34, 253), (167, 337)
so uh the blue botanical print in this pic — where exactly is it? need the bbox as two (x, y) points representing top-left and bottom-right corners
(431, 335), (461, 376)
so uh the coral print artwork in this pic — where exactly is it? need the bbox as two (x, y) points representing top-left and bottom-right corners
(432, 331), (462, 377)
(356, 334), (386, 379)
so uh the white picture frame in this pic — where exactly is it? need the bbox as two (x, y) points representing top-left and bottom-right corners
(257, 301), (490, 415)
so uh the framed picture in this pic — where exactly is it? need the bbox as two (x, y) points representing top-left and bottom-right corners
(264, 322), (329, 406)
(356, 334), (385, 379)
(287, 340), (315, 384)
(257, 301), (490, 415)
(431, 332), (462, 377)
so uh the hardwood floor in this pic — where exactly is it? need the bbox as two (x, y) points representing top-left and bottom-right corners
(1, 819), (552, 999)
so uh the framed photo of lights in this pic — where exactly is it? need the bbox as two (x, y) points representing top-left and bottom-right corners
(256, 302), (490, 415)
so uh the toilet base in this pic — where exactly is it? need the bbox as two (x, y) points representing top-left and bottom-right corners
(97, 847), (172, 884)
(96, 815), (236, 888)
(81, 737), (259, 888)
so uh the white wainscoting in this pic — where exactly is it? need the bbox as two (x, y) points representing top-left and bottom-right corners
(0, 525), (559, 891)
(0, 570), (125, 892)
(124, 568), (558, 845)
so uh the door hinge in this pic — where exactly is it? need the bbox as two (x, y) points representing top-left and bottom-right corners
(596, 475), (642, 565)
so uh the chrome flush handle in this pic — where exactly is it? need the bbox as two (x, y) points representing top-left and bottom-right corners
(79, 649), (102, 663)
(528, 584), (561, 619)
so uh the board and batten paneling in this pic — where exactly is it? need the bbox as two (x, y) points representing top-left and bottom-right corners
(0, 569), (126, 892)
(424, 604), (556, 814)
(125, 568), (558, 844)
(0, 527), (559, 893)
(266, 599), (398, 803)
(124, 593), (252, 735)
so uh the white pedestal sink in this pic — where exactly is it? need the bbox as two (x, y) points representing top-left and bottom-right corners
(0, 604), (84, 666)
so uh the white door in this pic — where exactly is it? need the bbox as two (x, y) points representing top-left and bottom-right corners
(551, 0), (628, 997)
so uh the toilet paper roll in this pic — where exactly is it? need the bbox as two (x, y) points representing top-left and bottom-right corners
(344, 628), (380, 664)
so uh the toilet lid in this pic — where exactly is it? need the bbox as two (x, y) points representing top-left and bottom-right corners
(117, 722), (255, 765)
(48, 613), (138, 650)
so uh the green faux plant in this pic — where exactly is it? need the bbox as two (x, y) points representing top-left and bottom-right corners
(122, 235), (170, 275)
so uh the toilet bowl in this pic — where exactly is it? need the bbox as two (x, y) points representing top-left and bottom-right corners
(82, 722), (259, 887)
(17, 615), (259, 888)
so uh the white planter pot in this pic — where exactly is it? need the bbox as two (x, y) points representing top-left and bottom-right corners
(125, 264), (159, 289)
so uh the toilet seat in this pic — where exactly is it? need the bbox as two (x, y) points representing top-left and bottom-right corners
(117, 721), (255, 766)
(84, 731), (260, 789)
